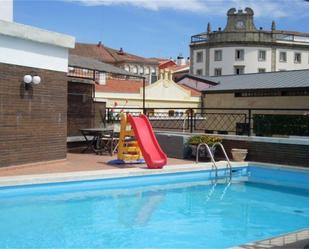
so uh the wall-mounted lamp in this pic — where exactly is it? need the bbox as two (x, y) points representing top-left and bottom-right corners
(32, 75), (41, 85)
(23, 74), (41, 89)
(23, 75), (32, 84)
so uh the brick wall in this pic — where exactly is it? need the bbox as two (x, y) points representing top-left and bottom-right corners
(221, 139), (309, 167)
(0, 63), (67, 167)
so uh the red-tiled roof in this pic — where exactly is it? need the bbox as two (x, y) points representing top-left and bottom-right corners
(159, 60), (177, 69)
(95, 79), (143, 93)
(71, 43), (115, 63)
(95, 78), (201, 97)
(70, 42), (159, 65)
(170, 64), (190, 72)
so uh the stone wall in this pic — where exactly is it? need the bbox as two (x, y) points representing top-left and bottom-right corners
(0, 63), (67, 167)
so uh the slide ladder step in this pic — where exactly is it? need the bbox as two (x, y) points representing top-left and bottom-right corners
(123, 147), (140, 153)
(122, 154), (141, 161)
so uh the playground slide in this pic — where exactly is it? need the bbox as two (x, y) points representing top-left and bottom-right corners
(127, 114), (167, 169)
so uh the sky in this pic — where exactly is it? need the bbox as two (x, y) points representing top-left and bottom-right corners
(14, 0), (309, 59)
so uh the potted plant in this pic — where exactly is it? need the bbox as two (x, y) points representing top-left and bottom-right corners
(187, 135), (222, 158)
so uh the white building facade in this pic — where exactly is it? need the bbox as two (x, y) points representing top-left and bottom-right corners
(190, 8), (309, 76)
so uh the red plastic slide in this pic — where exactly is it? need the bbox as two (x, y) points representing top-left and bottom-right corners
(128, 114), (167, 169)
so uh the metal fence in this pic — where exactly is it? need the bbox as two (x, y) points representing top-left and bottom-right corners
(105, 107), (309, 137)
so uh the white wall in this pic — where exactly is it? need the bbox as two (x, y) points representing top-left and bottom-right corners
(191, 45), (309, 76)
(192, 49), (206, 75)
(0, 0), (13, 22)
(209, 46), (272, 76)
(0, 34), (69, 72)
(276, 48), (309, 71)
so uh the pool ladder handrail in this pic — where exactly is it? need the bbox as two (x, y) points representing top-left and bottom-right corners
(196, 143), (218, 177)
(211, 142), (232, 178)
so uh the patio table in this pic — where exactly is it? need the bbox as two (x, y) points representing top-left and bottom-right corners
(80, 128), (115, 155)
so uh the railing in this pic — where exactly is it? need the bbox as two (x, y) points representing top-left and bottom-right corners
(275, 34), (309, 43)
(191, 33), (208, 43)
(105, 107), (309, 137)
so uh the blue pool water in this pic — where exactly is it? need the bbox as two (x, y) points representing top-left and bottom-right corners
(0, 165), (308, 248)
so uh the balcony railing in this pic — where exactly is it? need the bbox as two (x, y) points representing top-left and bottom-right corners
(105, 107), (309, 137)
(191, 33), (208, 43)
(275, 34), (309, 43)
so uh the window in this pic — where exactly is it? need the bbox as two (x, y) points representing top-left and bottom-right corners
(235, 89), (309, 97)
(258, 68), (266, 73)
(294, 53), (302, 63)
(139, 66), (144, 75)
(234, 66), (245, 75)
(144, 67), (150, 75)
(214, 68), (222, 76)
(124, 65), (130, 71)
(279, 51), (287, 62)
(235, 49), (244, 61)
(196, 51), (203, 63)
(132, 66), (138, 73)
(196, 69), (203, 75)
(258, 50), (266, 61)
(96, 72), (106, 85)
(214, 50), (222, 61)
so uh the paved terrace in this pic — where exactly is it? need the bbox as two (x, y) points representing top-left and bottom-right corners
(0, 152), (193, 177)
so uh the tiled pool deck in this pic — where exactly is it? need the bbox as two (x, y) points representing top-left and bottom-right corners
(0, 152), (191, 177)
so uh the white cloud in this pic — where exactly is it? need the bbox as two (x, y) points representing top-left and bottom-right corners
(69, 0), (309, 18)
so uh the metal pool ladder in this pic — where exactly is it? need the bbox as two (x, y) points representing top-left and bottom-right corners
(196, 142), (232, 179)
(212, 142), (232, 178)
(196, 143), (218, 177)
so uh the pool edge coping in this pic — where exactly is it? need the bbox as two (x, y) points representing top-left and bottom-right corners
(0, 161), (248, 187)
(0, 161), (308, 188)
(231, 228), (309, 249)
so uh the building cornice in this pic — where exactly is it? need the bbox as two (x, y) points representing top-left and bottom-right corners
(0, 20), (75, 48)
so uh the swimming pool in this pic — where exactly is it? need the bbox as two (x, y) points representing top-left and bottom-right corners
(0, 165), (308, 248)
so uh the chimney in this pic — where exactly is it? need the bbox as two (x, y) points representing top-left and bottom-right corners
(207, 22), (211, 34)
(271, 20), (276, 31)
(118, 47), (124, 55)
(176, 53), (186, 66)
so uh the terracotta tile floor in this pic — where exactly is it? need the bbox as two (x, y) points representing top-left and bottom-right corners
(0, 152), (194, 177)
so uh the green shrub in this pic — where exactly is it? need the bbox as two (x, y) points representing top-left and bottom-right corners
(253, 114), (309, 136)
(187, 135), (222, 146)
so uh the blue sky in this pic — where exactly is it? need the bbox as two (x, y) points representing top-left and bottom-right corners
(14, 0), (309, 59)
